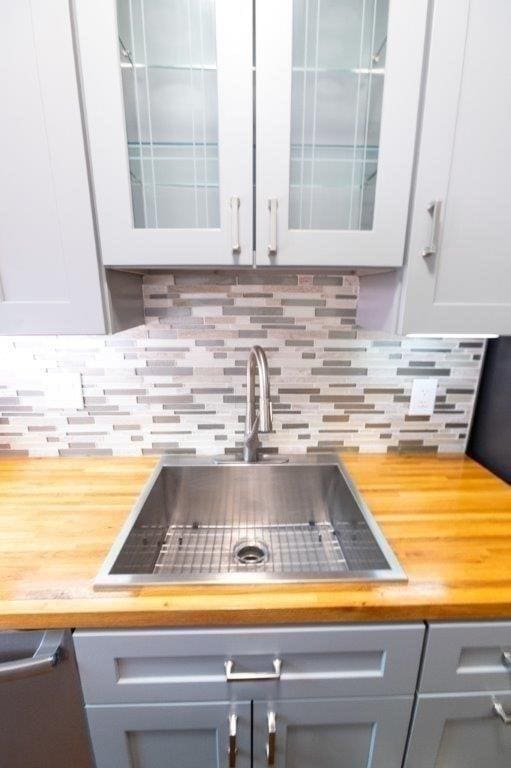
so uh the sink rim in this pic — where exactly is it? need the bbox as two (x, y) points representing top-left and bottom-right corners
(94, 454), (406, 589)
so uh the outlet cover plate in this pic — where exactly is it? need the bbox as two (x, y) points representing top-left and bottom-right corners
(409, 378), (438, 416)
(45, 371), (83, 410)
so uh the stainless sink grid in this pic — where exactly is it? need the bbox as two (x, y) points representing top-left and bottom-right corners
(154, 521), (348, 575)
(96, 456), (406, 587)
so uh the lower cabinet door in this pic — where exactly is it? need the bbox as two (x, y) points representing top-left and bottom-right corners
(253, 696), (414, 768)
(404, 693), (511, 768)
(86, 701), (251, 768)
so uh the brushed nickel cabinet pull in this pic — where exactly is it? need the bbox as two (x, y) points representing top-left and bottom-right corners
(422, 199), (442, 257)
(268, 198), (278, 255)
(267, 711), (276, 765)
(228, 713), (237, 767)
(230, 196), (241, 254)
(225, 658), (282, 681)
(494, 701), (511, 724)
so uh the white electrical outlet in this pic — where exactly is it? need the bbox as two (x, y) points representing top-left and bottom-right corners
(409, 378), (438, 416)
(44, 371), (83, 410)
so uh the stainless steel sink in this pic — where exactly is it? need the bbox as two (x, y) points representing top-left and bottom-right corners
(95, 455), (406, 588)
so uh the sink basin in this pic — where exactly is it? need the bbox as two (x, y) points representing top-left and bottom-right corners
(95, 455), (405, 587)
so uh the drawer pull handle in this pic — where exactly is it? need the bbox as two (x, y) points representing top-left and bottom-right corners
(502, 650), (511, 667)
(494, 701), (511, 725)
(267, 711), (276, 766)
(225, 658), (282, 682)
(228, 713), (237, 767)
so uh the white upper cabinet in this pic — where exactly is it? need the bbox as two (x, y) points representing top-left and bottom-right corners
(75, 0), (427, 270)
(0, 0), (106, 334)
(255, 0), (428, 267)
(75, 0), (253, 267)
(398, 0), (511, 335)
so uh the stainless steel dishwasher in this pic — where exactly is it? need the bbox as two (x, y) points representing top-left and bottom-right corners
(0, 629), (93, 768)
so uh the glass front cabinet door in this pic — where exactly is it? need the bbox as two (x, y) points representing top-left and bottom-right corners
(256, 0), (428, 267)
(75, 0), (253, 266)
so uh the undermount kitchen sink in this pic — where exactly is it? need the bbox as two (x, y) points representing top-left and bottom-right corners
(95, 455), (405, 588)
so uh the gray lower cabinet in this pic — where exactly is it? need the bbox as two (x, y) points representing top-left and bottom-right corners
(86, 701), (251, 768)
(253, 697), (414, 768)
(75, 620), (511, 766)
(404, 693), (511, 768)
(75, 624), (424, 768)
(405, 621), (511, 767)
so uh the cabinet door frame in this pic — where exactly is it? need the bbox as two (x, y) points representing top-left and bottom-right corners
(0, 0), (106, 335)
(399, 0), (511, 334)
(253, 696), (414, 768)
(255, 0), (428, 268)
(86, 701), (251, 768)
(404, 692), (511, 768)
(74, 0), (253, 267)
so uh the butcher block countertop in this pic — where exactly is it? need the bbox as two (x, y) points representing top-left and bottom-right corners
(0, 454), (510, 629)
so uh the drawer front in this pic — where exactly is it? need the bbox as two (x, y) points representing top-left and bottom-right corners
(74, 624), (424, 704)
(420, 622), (511, 693)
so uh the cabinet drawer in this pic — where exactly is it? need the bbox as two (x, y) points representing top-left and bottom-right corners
(74, 624), (424, 704)
(420, 622), (511, 693)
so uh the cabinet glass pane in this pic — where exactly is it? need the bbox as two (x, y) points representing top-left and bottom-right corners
(117, 0), (220, 229)
(289, 0), (389, 230)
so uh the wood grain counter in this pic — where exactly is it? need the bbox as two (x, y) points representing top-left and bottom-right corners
(0, 454), (510, 629)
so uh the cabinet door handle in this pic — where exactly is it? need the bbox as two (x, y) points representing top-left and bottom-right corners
(0, 630), (64, 682)
(422, 200), (442, 257)
(493, 701), (511, 724)
(502, 650), (511, 667)
(225, 658), (282, 681)
(228, 713), (237, 767)
(267, 711), (276, 765)
(230, 196), (241, 254)
(268, 198), (278, 255)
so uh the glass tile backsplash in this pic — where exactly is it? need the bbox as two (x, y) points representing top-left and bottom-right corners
(0, 272), (483, 457)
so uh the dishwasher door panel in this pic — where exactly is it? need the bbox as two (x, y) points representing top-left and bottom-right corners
(0, 629), (93, 768)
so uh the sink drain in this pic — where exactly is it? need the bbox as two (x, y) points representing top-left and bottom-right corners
(233, 539), (270, 566)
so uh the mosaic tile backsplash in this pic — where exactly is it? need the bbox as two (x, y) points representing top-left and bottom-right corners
(0, 272), (484, 456)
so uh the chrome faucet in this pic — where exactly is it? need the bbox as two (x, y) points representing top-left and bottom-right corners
(243, 345), (273, 463)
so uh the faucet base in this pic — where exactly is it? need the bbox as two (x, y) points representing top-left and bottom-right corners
(212, 455), (290, 465)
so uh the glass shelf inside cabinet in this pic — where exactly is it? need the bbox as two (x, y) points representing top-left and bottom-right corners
(119, 59), (218, 72)
(116, 0), (220, 229)
(291, 66), (385, 75)
(289, 0), (389, 231)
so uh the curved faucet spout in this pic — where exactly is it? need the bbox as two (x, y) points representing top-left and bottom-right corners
(243, 346), (273, 463)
